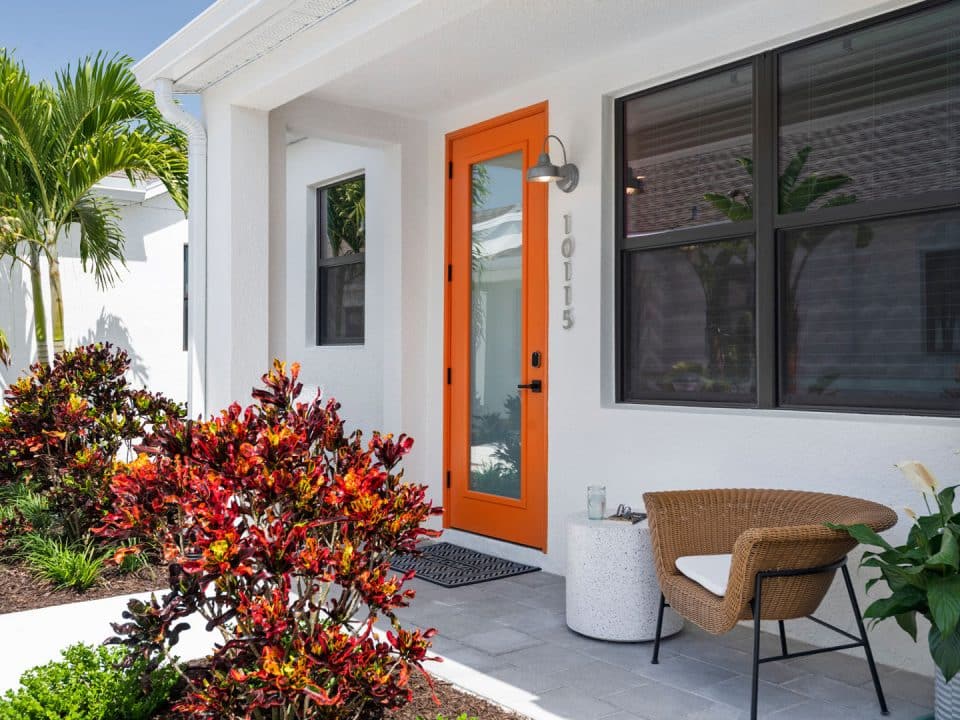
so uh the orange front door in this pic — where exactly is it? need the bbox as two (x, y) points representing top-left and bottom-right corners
(444, 103), (548, 550)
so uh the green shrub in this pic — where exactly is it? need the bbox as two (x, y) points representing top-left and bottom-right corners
(0, 484), (53, 551)
(20, 533), (107, 591)
(0, 343), (183, 541)
(0, 643), (177, 720)
(0, 484), (52, 531)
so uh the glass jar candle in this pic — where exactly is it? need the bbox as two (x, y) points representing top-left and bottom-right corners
(587, 485), (606, 520)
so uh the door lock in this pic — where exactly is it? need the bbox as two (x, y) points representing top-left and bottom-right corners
(517, 380), (542, 393)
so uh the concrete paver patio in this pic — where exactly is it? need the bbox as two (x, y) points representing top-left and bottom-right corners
(401, 572), (934, 720)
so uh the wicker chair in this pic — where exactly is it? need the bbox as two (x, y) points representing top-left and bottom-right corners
(643, 489), (897, 720)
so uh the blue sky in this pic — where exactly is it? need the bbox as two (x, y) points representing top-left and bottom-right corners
(2, 1), (212, 109)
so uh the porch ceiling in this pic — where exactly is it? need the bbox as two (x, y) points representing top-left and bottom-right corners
(302, 0), (740, 118)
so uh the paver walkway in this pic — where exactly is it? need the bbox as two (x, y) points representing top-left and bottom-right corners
(398, 572), (934, 720)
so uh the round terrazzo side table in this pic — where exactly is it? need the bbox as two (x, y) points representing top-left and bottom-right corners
(565, 511), (683, 641)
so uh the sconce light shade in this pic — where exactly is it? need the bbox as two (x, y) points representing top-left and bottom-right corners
(526, 135), (579, 192)
(624, 174), (646, 195)
(527, 152), (562, 182)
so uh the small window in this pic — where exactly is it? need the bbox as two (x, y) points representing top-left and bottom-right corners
(316, 175), (365, 345)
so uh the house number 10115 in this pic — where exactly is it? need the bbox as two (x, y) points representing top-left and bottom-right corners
(561, 213), (574, 329)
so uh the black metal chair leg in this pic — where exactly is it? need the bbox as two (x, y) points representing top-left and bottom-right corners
(652, 593), (666, 664)
(778, 620), (788, 657)
(751, 574), (763, 720)
(750, 573), (763, 720)
(842, 564), (889, 715)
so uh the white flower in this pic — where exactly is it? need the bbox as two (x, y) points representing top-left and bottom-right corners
(904, 507), (917, 521)
(895, 461), (938, 494)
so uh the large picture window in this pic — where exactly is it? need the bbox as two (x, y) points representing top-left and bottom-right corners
(316, 175), (365, 345)
(616, 0), (960, 415)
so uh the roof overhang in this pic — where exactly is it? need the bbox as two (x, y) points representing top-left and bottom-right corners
(135, 0), (360, 94)
(133, 0), (488, 104)
(94, 175), (170, 205)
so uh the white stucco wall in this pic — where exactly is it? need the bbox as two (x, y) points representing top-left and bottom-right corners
(0, 192), (188, 404)
(283, 138), (396, 434)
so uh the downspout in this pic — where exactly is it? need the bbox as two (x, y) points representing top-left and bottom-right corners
(153, 78), (207, 418)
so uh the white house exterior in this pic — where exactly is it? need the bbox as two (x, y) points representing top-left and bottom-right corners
(0, 177), (188, 403)
(136, 0), (958, 674)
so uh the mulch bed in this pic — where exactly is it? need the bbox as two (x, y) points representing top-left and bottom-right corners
(0, 559), (165, 614)
(392, 673), (530, 720)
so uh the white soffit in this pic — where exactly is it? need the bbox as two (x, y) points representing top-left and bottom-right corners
(182, 0), (357, 90)
(136, 0), (357, 92)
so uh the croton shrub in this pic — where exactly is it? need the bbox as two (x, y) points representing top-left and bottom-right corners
(0, 343), (183, 543)
(96, 361), (442, 719)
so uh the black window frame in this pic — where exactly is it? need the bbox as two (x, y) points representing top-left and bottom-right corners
(316, 174), (365, 346)
(615, 0), (960, 417)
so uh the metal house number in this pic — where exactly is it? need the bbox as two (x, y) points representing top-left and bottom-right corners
(561, 213), (574, 329)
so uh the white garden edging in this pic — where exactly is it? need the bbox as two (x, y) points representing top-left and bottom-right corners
(0, 591), (219, 694)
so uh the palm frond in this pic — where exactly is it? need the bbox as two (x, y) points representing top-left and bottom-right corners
(0, 50), (54, 214)
(52, 53), (143, 154)
(778, 145), (811, 202)
(50, 53), (188, 214)
(782, 173), (853, 214)
(69, 193), (125, 290)
(58, 129), (187, 220)
(703, 192), (751, 222)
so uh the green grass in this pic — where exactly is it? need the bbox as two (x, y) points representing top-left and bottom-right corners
(0, 483), (52, 534)
(19, 534), (107, 591)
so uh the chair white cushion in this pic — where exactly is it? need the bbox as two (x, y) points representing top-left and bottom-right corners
(675, 553), (733, 597)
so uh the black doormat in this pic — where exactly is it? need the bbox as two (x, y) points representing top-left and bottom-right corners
(391, 542), (540, 588)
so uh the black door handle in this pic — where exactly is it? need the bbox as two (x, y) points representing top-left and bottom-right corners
(517, 380), (542, 393)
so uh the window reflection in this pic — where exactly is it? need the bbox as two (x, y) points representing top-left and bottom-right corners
(780, 211), (960, 411)
(469, 152), (523, 499)
(623, 238), (756, 403)
(779, 3), (960, 211)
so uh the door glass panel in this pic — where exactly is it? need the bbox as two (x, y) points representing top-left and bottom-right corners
(470, 151), (523, 499)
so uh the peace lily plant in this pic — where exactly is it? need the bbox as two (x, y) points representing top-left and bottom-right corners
(832, 459), (960, 684)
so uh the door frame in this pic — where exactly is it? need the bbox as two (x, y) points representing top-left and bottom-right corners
(443, 101), (549, 551)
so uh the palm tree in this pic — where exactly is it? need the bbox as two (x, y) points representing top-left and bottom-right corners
(0, 51), (188, 366)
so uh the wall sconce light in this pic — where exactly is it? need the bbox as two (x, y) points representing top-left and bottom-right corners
(624, 174), (646, 195)
(527, 134), (579, 193)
